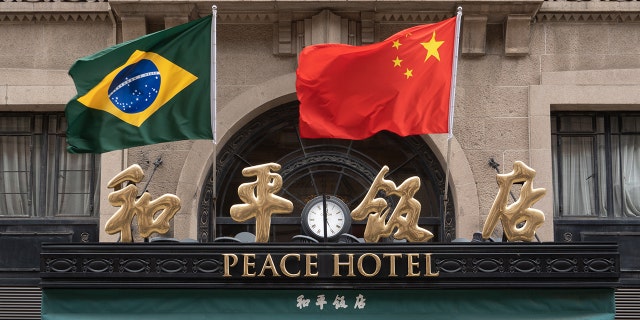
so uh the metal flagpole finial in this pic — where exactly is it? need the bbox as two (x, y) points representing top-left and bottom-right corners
(457, 6), (462, 14)
(212, 5), (217, 12)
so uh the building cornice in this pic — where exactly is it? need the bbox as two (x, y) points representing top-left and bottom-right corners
(0, 2), (110, 22)
(538, 1), (640, 22)
(5, 0), (640, 56)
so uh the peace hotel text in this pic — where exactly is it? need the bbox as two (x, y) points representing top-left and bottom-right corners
(222, 252), (440, 278)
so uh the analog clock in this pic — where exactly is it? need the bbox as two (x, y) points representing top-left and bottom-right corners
(301, 195), (351, 241)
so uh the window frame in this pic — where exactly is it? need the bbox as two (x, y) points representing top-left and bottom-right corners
(0, 112), (99, 218)
(551, 111), (640, 219)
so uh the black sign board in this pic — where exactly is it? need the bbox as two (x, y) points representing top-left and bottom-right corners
(41, 242), (619, 289)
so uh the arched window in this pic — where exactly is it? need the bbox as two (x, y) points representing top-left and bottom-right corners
(198, 103), (454, 242)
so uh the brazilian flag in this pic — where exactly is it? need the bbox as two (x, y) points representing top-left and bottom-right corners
(65, 15), (212, 153)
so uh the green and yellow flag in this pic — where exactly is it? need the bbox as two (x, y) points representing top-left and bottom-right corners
(65, 15), (212, 153)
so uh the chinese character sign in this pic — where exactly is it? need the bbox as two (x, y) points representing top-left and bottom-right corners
(482, 161), (546, 242)
(296, 293), (367, 311)
(104, 164), (181, 242)
(230, 163), (294, 242)
(351, 165), (433, 243)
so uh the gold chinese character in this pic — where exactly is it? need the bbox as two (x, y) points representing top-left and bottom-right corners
(230, 163), (293, 243)
(105, 164), (180, 242)
(482, 161), (546, 242)
(351, 166), (432, 243)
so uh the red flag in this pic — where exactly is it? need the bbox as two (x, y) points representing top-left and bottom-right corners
(296, 16), (457, 139)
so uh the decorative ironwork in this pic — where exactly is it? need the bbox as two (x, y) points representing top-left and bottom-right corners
(45, 258), (76, 273)
(193, 259), (223, 274)
(584, 258), (616, 273)
(156, 259), (188, 273)
(472, 258), (504, 273)
(198, 171), (213, 243)
(563, 232), (573, 242)
(119, 258), (150, 273)
(435, 258), (467, 273)
(509, 258), (541, 273)
(83, 259), (112, 273)
(547, 258), (577, 273)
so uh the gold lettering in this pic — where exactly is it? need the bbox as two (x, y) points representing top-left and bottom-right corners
(424, 253), (439, 277)
(229, 163), (293, 243)
(258, 254), (280, 277)
(242, 254), (256, 277)
(407, 253), (420, 277)
(280, 253), (301, 277)
(383, 253), (402, 277)
(483, 161), (546, 242)
(304, 254), (318, 277)
(105, 165), (180, 242)
(357, 253), (381, 277)
(351, 166), (432, 243)
(223, 254), (238, 277)
(333, 254), (355, 277)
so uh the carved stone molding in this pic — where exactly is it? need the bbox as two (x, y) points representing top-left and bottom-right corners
(0, 12), (109, 22)
(376, 12), (455, 24)
(304, 9), (354, 46)
(462, 15), (487, 56)
(217, 12), (277, 24)
(505, 15), (532, 56)
(536, 12), (640, 22)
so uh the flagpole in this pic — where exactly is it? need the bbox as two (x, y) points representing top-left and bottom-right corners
(443, 7), (462, 212)
(210, 5), (218, 241)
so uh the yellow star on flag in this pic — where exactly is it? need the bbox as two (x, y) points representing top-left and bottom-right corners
(420, 31), (444, 62)
(392, 56), (403, 67)
(404, 68), (413, 79)
(392, 39), (402, 50)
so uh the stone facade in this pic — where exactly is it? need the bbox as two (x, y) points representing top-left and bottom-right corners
(2, 0), (640, 244)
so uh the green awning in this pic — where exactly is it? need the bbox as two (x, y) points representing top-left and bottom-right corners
(42, 288), (615, 320)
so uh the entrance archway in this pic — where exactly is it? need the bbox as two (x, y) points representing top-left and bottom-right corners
(198, 102), (454, 242)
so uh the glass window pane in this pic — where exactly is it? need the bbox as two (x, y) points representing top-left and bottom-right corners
(0, 136), (32, 217)
(32, 133), (44, 217)
(0, 116), (31, 133)
(56, 194), (92, 217)
(559, 115), (594, 133)
(619, 135), (640, 217)
(52, 137), (96, 217)
(621, 116), (640, 133)
(0, 172), (30, 217)
(559, 136), (598, 216)
(596, 134), (608, 218)
(612, 134), (622, 217)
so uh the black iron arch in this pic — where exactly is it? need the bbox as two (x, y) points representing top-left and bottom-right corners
(198, 102), (455, 243)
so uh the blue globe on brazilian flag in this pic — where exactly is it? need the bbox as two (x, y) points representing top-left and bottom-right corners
(65, 15), (212, 153)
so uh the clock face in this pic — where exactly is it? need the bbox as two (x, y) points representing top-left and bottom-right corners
(301, 195), (351, 241)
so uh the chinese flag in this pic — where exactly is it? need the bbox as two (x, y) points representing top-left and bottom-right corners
(296, 16), (457, 139)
